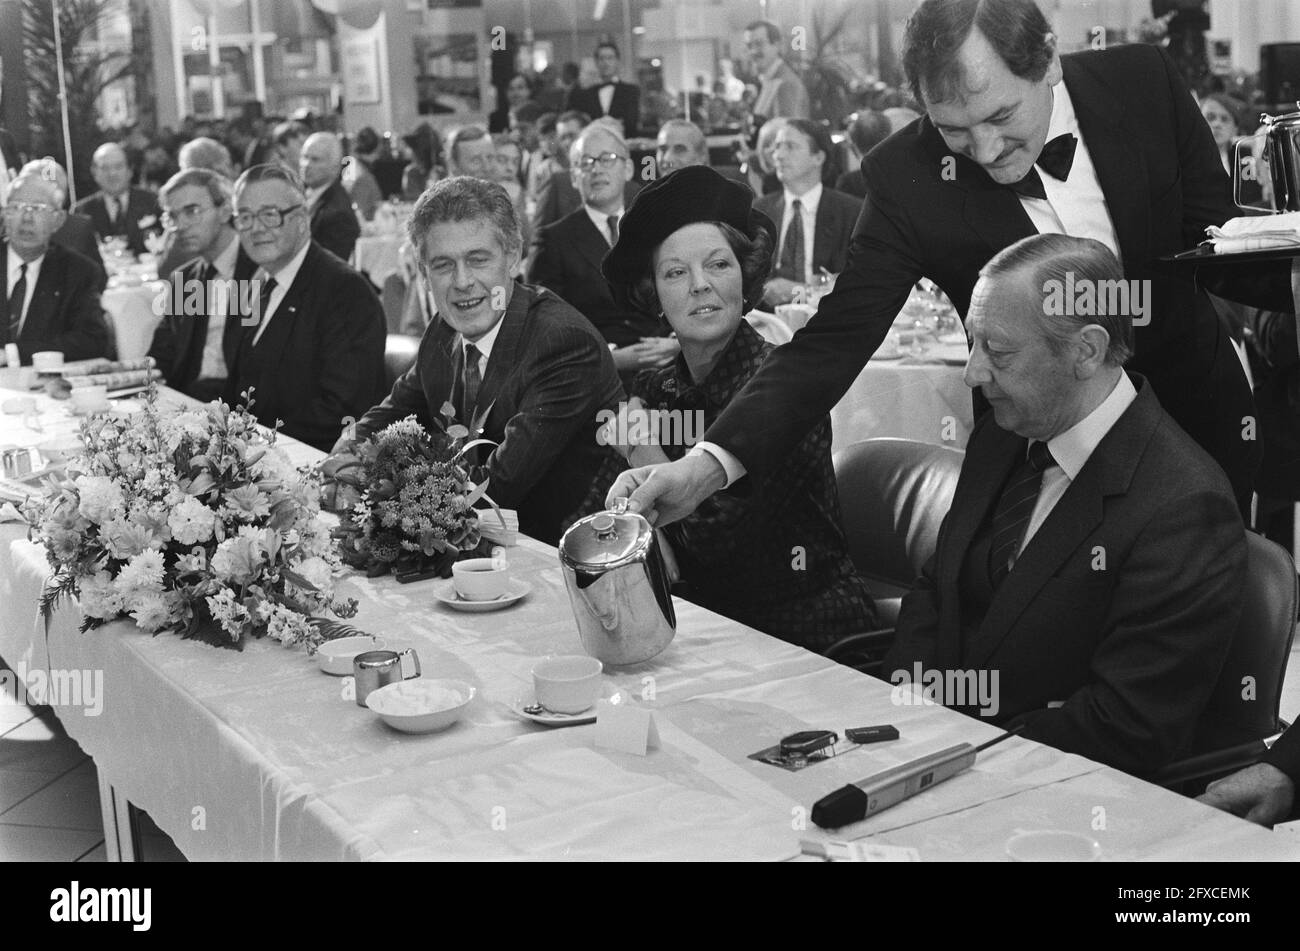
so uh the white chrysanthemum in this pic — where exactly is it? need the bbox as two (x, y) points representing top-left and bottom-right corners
(116, 549), (166, 597)
(75, 475), (125, 524)
(254, 446), (296, 484)
(292, 555), (334, 592)
(130, 592), (178, 633)
(206, 588), (250, 641)
(169, 495), (217, 545)
(78, 570), (124, 620)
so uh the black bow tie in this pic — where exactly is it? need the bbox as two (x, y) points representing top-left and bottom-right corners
(1006, 133), (1078, 201)
(599, 81), (616, 88)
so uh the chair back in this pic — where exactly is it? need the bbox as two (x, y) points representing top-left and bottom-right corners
(1193, 531), (1298, 750)
(832, 437), (965, 590)
(384, 333), (420, 389)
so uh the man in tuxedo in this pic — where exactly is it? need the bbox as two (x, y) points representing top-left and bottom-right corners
(1, 171), (110, 364)
(744, 20), (810, 122)
(146, 169), (255, 401)
(299, 132), (361, 263)
(882, 235), (1246, 777)
(1199, 727), (1299, 827)
(334, 177), (623, 546)
(609, 0), (1264, 527)
(566, 42), (640, 138)
(224, 164), (385, 451)
(528, 123), (677, 383)
(755, 119), (861, 307)
(74, 142), (162, 255)
(19, 159), (104, 285)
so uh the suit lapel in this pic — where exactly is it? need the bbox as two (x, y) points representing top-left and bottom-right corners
(471, 287), (529, 431)
(963, 376), (1158, 668)
(813, 197), (833, 272)
(19, 246), (63, 345)
(573, 212), (611, 273)
(1062, 56), (1149, 265)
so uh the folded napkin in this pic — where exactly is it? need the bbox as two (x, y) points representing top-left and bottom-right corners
(1206, 212), (1300, 254)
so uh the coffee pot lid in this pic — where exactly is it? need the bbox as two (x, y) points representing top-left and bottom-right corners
(559, 498), (653, 570)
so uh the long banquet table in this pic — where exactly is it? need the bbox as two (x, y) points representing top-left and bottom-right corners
(1, 380), (1296, 861)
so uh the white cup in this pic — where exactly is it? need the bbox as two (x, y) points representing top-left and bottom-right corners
(452, 557), (511, 601)
(70, 385), (109, 414)
(31, 351), (65, 372)
(532, 655), (603, 714)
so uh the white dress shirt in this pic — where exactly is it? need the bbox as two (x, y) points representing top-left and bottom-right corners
(1018, 372), (1138, 559)
(305, 184), (329, 212)
(196, 233), (241, 380)
(777, 182), (821, 285)
(1017, 81), (1120, 258)
(6, 247), (43, 335)
(251, 240), (311, 346)
(584, 205), (624, 247)
(459, 311), (504, 381)
(598, 83), (615, 116)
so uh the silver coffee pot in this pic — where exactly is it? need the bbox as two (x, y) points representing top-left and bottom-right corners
(1235, 104), (1300, 212)
(558, 499), (676, 667)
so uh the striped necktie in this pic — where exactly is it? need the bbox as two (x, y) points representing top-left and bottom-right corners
(5, 262), (28, 344)
(988, 440), (1056, 587)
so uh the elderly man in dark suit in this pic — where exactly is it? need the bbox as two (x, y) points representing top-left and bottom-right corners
(609, 0), (1268, 530)
(74, 142), (162, 255)
(147, 168), (256, 400)
(882, 235), (1246, 777)
(754, 118), (861, 307)
(566, 42), (641, 137)
(334, 176), (623, 546)
(19, 158), (105, 285)
(528, 122), (677, 383)
(224, 164), (385, 451)
(1, 171), (110, 364)
(299, 132), (361, 263)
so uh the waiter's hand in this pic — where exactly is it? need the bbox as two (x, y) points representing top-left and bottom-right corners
(605, 452), (727, 527)
(763, 277), (801, 307)
(1196, 762), (1295, 827)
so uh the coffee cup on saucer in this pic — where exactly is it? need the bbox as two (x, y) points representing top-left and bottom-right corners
(452, 557), (511, 601)
(532, 655), (603, 714)
(31, 351), (65, 373)
(70, 385), (110, 415)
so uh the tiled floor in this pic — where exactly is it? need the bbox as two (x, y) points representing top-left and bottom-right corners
(3, 629), (1300, 861)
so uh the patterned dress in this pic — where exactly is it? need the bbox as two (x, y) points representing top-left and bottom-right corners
(597, 321), (877, 652)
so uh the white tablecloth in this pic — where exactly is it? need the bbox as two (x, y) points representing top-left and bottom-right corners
(1, 382), (1296, 861)
(101, 282), (165, 361)
(353, 234), (405, 288)
(831, 357), (974, 453)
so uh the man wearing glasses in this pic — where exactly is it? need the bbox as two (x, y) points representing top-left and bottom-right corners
(224, 164), (386, 451)
(0, 171), (110, 364)
(528, 123), (678, 383)
(146, 168), (256, 400)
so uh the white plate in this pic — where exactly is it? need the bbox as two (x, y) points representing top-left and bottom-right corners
(509, 684), (623, 727)
(433, 578), (531, 612)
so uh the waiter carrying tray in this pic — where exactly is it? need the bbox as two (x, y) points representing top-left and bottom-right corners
(609, 0), (1292, 523)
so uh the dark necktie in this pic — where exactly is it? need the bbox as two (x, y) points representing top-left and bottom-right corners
(606, 213), (619, 246)
(461, 343), (482, 420)
(1006, 133), (1078, 201)
(988, 440), (1056, 587)
(777, 199), (805, 283)
(255, 276), (278, 331)
(6, 263), (28, 344)
(200, 262), (219, 315)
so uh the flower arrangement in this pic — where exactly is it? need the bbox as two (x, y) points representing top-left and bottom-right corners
(325, 404), (499, 579)
(23, 387), (358, 651)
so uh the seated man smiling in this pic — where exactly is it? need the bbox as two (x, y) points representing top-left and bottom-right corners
(882, 234), (1247, 778)
(334, 176), (623, 546)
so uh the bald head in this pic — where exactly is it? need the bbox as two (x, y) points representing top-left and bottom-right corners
(656, 119), (708, 173)
(179, 137), (234, 179)
(299, 132), (344, 189)
(20, 159), (70, 208)
(91, 142), (131, 197)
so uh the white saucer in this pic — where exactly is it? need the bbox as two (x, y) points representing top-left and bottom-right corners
(871, 349), (905, 361)
(509, 684), (622, 727)
(433, 578), (531, 612)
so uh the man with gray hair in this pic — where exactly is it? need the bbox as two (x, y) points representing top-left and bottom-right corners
(224, 163), (385, 449)
(655, 119), (709, 174)
(20, 158), (103, 277)
(333, 176), (623, 545)
(299, 131), (361, 262)
(882, 233), (1247, 779)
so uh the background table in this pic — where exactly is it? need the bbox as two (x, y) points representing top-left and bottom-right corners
(101, 281), (165, 361)
(0, 381), (1295, 861)
(831, 356), (973, 453)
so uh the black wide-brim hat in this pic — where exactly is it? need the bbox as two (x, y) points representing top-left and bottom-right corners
(601, 165), (775, 289)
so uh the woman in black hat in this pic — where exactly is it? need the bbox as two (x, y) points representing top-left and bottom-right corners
(598, 165), (876, 650)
